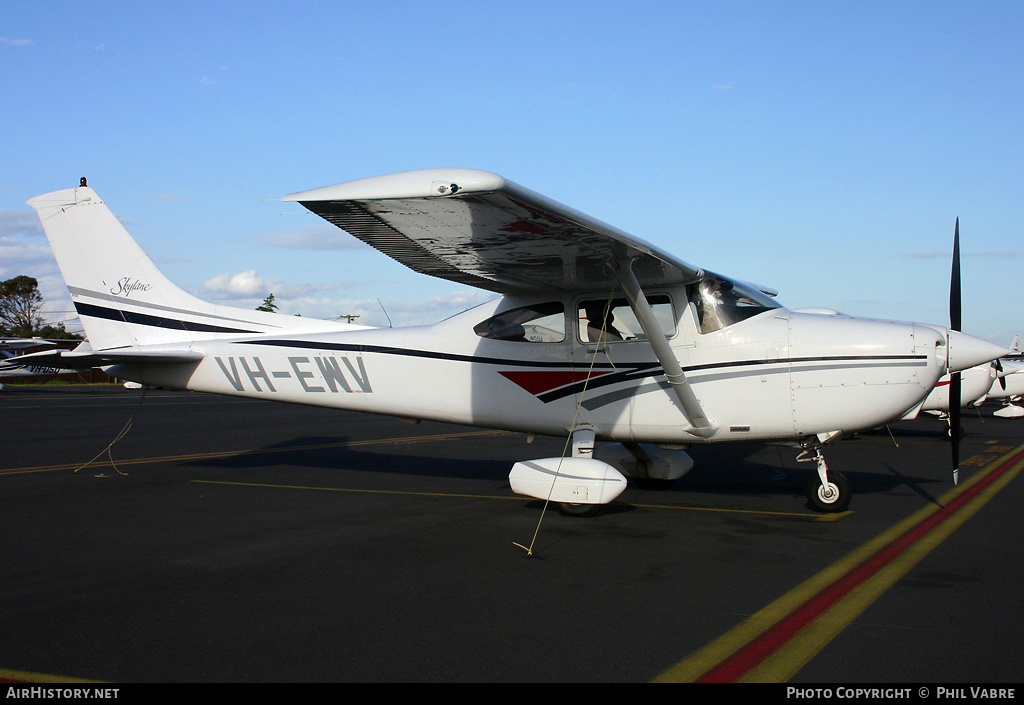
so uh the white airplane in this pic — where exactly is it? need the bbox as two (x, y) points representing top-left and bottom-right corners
(20, 171), (1008, 515)
(0, 338), (66, 390)
(920, 363), (1002, 415)
(987, 359), (1024, 418)
(0, 338), (54, 350)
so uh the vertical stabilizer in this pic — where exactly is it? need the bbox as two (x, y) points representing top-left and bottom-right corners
(28, 183), (344, 349)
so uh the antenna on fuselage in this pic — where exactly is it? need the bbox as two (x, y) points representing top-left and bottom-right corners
(377, 298), (392, 328)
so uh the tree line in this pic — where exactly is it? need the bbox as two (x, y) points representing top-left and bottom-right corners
(0, 275), (82, 340)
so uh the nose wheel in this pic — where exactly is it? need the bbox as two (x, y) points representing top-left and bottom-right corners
(798, 447), (852, 513)
(806, 471), (851, 512)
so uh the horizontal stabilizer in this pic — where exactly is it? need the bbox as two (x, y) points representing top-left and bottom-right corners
(5, 347), (204, 370)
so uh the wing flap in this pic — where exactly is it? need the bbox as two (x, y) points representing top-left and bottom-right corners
(284, 169), (703, 294)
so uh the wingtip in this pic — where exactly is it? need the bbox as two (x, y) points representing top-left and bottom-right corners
(282, 168), (506, 202)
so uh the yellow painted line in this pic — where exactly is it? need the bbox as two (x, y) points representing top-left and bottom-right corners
(629, 500), (840, 521)
(192, 479), (522, 502)
(654, 443), (1024, 682)
(0, 429), (511, 475)
(0, 667), (102, 683)
(199, 479), (835, 520)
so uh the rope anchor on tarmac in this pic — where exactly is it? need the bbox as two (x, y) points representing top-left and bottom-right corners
(74, 388), (149, 477)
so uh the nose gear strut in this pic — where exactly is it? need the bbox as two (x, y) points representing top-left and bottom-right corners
(796, 446), (852, 513)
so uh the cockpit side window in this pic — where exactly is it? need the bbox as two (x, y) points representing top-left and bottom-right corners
(577, 295), (675, 343)
(474, 302), (566, 343)
(688, 274), (780, 334)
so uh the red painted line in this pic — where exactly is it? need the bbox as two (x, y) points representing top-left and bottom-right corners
(696, 448), (1024, 683)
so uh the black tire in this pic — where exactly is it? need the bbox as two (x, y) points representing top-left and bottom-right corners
(556, 502), (602, 517)
(806, 471), (851, 513)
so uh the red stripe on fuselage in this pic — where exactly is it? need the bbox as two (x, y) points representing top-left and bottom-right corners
(498, 369), (615, 396)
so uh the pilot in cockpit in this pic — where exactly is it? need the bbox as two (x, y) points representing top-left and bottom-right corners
(584, 303), (623, 343)
(697, 276), (732, 334)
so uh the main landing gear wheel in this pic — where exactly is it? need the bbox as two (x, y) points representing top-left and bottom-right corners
(557, 502), (602, 517)
(806, 471), (851, 513)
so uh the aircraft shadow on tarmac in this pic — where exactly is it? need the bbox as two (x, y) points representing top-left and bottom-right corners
(178, 425), (956, 515)
(184, 434), (521, 482)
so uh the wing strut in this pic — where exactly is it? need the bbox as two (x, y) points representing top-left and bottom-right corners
(617, 258), (718, 439)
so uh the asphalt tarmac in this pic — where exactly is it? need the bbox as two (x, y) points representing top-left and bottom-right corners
(1, 385), (1022, 683)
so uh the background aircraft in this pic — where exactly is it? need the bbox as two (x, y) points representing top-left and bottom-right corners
(986, 359), (1024, 418)
(921, 363), (1004, 414)
(18, 171), (1007, 515)
(0, 338), (66, 390)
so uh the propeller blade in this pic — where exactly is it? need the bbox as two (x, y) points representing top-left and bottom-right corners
(950, 218), (961, 334)
(996, 358), (1007, 390)
(949, 218), (962, 485)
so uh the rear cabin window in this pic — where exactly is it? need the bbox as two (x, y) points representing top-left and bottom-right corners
(474, 302), (566, 343)
(577, 295), (675, 343)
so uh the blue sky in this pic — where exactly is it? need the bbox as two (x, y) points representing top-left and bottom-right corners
(2, 1), (1021, 342)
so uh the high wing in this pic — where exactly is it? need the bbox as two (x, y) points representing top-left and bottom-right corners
(283, 168), (705, 294)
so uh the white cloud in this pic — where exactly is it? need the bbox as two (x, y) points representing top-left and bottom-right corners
(198, 268), (492, 327)
(200, 269), (350, 301)
(0, 209), (60, 287)
(0, 209), (75, 328)
(0, 210), (44, 238)
(0, 238), (58, 278)
(383, 289), (492, 314)
(201, 270), (275, 298)
(257, 225), (369, 250)
(1, 37), (32, 47)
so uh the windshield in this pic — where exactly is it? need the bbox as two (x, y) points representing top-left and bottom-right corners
(689, 273), (780, 334)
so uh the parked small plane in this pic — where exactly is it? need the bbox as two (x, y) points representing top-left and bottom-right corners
(987, 359), (1024, 418)
(21, 171), (1008, 514)
(921, 363), (1003, 415)
(0, 338), (65, 390)
(0, 338), (55, 351)
(920, 337), (1024, 420)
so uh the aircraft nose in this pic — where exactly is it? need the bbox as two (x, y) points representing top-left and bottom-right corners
(946, 330), (1010, 373)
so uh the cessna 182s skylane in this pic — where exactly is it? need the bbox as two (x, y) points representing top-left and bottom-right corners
(19, 170), (1008, 515)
